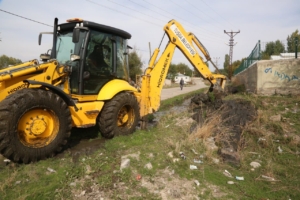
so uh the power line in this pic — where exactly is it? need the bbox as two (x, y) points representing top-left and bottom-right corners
(141, 0), (225, 42)
(199, 0), (237, 30)
(86, 0), (161, 27)
(172, 0), (225, 37)
(108, 0), (165, 23)
(87, 0), (224, 44)
(184, 0), (226, 29)
(0, 9), (53, 27)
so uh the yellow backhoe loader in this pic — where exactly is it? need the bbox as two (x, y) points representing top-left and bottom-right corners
(0, 18), (226, 163)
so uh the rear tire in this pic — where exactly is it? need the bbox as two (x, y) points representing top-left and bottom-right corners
(0, 89), (72, 163)
(98, 93), (140, 139)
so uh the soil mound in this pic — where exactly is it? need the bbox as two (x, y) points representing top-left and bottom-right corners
(190, 92), (257, 165)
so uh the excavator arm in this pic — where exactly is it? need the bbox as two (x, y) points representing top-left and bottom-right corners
(139, 19), (227, 117)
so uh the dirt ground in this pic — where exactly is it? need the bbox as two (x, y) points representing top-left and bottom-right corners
(190, 89), (257, 165)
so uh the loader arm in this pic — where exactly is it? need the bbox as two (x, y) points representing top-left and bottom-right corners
(139, 19), (227, 117)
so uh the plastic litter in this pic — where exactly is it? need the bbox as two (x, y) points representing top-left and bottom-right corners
(3, 159), (10, 163)
(194, 180), (200, 186)
(191, 149), (198, 155)
(250, 161), (261, 168)
(227, 181), (234, 184)
(223, 170), (233, 178)
(179, 152), (186, 159)
(261, 175), (275, 181)
(136, 174), (142, 181)
(193, 159), (203, 164)
(47, 167), (56, 173)
(278, 146), (283, 153)
(235, 176), (244, 181)
(190, 165), (198, 170)
(257, 138), (266, 143)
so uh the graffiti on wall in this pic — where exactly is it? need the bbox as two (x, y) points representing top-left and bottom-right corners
(264, 68), (299, 82)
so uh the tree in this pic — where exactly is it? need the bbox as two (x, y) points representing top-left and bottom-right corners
(223, 54), (230, 77)
(287, 29), (300, 52)
(0, 55), (22, 69)
(128, 49), (143, 81)
(176, 62), (192, 77)
(167, 63), (177, 81)
(261, 40), (285, 59)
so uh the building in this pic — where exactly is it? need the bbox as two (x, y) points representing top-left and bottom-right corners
(174, 73), (191, 84)
(271, 53), (299, 60)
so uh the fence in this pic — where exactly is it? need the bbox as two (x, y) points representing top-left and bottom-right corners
(234, 40), (261, 75)
(234, 38), (299, 75)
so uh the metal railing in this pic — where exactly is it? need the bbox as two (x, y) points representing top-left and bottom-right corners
(234, 40), (261, 75)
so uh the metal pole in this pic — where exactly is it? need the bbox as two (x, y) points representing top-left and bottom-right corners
(295, 38), (298, 59)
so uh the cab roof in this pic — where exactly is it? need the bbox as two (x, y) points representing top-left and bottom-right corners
(58, 19), (131, 39)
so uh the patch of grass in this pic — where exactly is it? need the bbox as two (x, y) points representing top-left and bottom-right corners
(1, 92), (300, 199)
(159, 88), (207, 111)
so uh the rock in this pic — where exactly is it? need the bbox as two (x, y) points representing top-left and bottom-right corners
(250, 161), (261, 168)
(47, 167), (56, 173)
(270, 114), (281, 122)
(120, 158), (130, 171)
(167, 151), (174, 158)
(219, 148), (240, 165)
(144, 162), (153, 170)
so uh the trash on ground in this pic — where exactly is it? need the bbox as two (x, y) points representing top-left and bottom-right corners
(235, 176), (244, 181)
(194, 159), (203, 164)
(227, 181), (235, 184)
(168, 151), (174, 158)
(278, 146), (283, 153)
(194, 180), (200, 186)
(47, 167), (57, 173)
(223, 170), (233, 178)
(261, 175), (275, 181)
(15, 181), (21, 185)
(250, 161), (261, 168)
(120, 158), (130, 171)
(257, 138), (266, 143)
(144, 162), (153, 170)
(136, 174), (142, 181)
(4, 159), (10, 163)
(179, 152), (186, 159)
(190, 165), (198, 170)
(191, 149), (198, 155)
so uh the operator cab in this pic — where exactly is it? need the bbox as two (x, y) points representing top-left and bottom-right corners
(39, 18), (132, 95)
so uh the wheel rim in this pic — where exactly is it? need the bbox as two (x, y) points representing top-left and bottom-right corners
(18, 108), (59, 148)
(117, 105), (135, 127)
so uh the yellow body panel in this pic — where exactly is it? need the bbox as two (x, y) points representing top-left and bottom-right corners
(70, 101), (105, 127)
(97, 79), (137, 100)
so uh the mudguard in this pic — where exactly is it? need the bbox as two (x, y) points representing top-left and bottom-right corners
(97, 79), (137, 100)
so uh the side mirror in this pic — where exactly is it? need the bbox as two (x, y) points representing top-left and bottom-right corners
(70, 54), (80, 61)
(73, 28), (80, 43)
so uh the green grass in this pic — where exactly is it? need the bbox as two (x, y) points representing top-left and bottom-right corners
(0, 92), (300, 199)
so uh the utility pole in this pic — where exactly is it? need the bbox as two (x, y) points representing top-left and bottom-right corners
(213, 57), (220, 68)
(224, 30), (240, 79)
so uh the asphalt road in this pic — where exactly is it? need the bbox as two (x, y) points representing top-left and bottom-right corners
(161, 79), (208, 100)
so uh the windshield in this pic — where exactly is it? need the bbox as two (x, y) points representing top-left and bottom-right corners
(56, 30), (86, 65)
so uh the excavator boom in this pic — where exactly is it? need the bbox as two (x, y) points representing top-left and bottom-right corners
(139, 20), (227, 117)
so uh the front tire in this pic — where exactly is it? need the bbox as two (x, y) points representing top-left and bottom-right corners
(98, 93), (140, 139)
(0, 89), (72, 163)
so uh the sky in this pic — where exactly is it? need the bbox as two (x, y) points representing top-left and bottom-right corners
(0, 0), (299, 72)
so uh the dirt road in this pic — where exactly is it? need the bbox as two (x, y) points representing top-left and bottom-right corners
(161, 78), (208, 100)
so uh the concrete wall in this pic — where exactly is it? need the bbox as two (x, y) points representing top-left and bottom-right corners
(232, 59), (300, 95)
